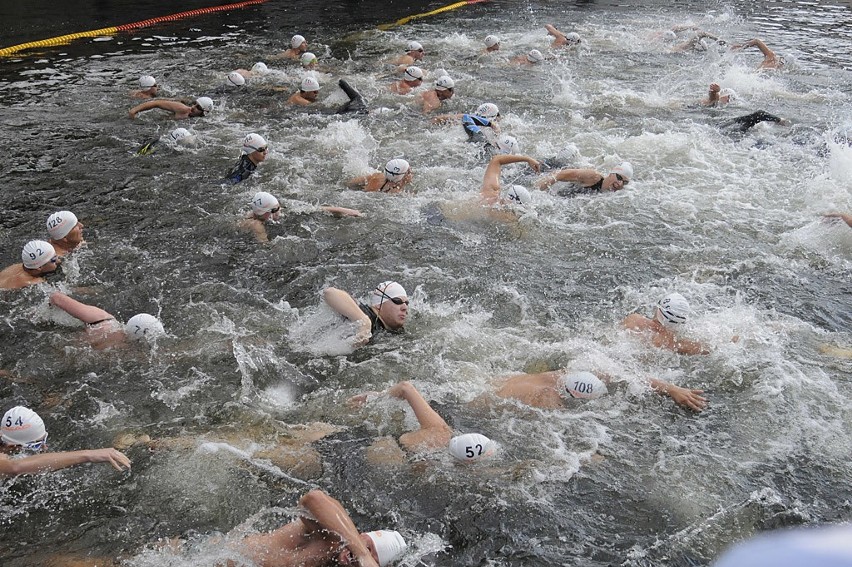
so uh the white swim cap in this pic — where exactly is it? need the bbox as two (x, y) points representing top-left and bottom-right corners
(291, 34), (306, 49)
(556, 143), (580, 163)
(448, 433), (495, 462)
(527, 49), (545, 63)
(565, 32), (581, 44)
(300, 52), (317, 67)
(503, 184), (532, 206)
(251, 62), (269, 74)
(196, 96), (214, 113)
(139, 75), (157, 88)
(251, 191), (279, 215)
(22, 240), (56, 269)
(610, 161), (633, 181)
(663, 30), (678, 41)
(407, 41), (423, 53)
(435, 76), (454, 91)
(364, 530), (407, 567)
(484, 35), (499, 48)
(125, 313), (165, 341)
(719, 87), (738, 101)
(384, 158), (410, 182)
(300, 77), (320, 92)
(403, 66), (423, 82)
(370, 281), (408, 307)
(227, 71), (245, 87)
(560, 371), (608, 400)
(242, 133), (268, 154)
(496, 134), (519, 155)
(475, 102), (500, 120)
(46, 211), (78, 240)
(656, 293), (690, 325)
(1, 407), (46, 446)
(170, 127), (195, 146)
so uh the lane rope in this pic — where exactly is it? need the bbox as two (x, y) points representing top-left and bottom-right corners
(0, 0), (267, 57)
(377, 0), (491, 31)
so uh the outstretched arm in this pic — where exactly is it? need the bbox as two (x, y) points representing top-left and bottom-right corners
(299, 490), (379, 567)
(0, 448), (130, 477)
(128, 99), (186, 118)
(545, 24), (567, 43)
(320, 206), (362, 218)
(481, 154), (541, 195)
(822, 212), (852, 228)
(649, 378), (707, 412)
(388, 381), (452, 450)
(535, 168), (602, 190)
(50, 291), (114, 324)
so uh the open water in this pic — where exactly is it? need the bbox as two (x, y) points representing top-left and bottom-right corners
(1, 1), (851, 565)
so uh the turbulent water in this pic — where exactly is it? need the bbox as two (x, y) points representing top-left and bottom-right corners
(1, 1), (851, 566)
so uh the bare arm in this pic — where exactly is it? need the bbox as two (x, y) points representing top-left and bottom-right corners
(322, 287), (372, 344)
(702, 82), (721, 106)
(823, 212), (852, 228)
(536, 168), (602, 190)
(319, 206), (362, 218)
(299, 490), (379, 567)
(649, 378), (707, 412)
(0, 448), (130, 477)
(545, 24), (567, 42)
(481, 154), (541, 195)
(50, 291), (114, 324)
(128, 99), (187, 118)
(388, 381), (452, 450)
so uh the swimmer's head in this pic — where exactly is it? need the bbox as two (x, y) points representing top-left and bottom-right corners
(407, 41), (424, 59)
(139, 75), (157, 89)
(227, 71), (246, 87)
(556, 143), (581, 163)
(448, 433), (495, 462)
(251, 62), (269, 74)
(403, 66), (424, 83)
(559, 371), (608, 400)
(608, 161), (633, 189)
(384, 158), (410, 183)
(46, 211), (79, 240)
(195, 96), (214, 115)
(502, 184), (532, 206)
(663, 30), (678, 42)
(363, 530), (407, 566)
(291, 34), (307, 50)
(719, 87), (738, 102)
(484, 35), (500, 49)
(125, 313), (165, 342)
(300, 77), (320, 92)
(655, 293), (690, 326)
(300, 52), (318, 67)
(435, 75), (454, 91)
(565, 32), (581, 45)
(527, 49), (545, 63)
(369, 281), (407, 307)
(496, 134), (519, 155)
(21, 240), (58, 271)
(242, 133), (268, 155)
(170, 127), (196, 146)
(475, 102), (500, 120)
(1, 406), (47, 450)
(250, 191), (280, 219)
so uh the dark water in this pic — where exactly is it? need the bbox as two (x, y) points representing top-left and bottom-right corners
(1, 1), (851, 566)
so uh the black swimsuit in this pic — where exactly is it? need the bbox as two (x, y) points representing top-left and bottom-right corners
(225, 155), (258, 184)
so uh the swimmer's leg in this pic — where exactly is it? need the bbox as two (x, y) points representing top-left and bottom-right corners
(336, 79), (368, 114)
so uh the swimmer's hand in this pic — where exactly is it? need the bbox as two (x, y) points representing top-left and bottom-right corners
(526, 158), (541, 173)
(667, 385), (707, 412)
(387, 381), (413, 399)
(90, 448), (132, 471)
(822, 212), (852, 227)
(535, 174), (557, 190)
(346, 391), (379, 408)
(353, 319), (372, 347)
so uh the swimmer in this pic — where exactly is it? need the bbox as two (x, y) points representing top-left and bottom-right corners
(494, 369), (707, 412)
(300, 51), (318, 70)
(623, 293), (714, 355)
(214, 71), (246, 94)
(49, 290), (165, 349)
(130, 75), (159, 99)
(323, 281), (409, 347)
(822, 212), (852, 227)
(346, 159), (413, 193)
(731, 38), (783, 69)
(0, 240), (61, 290)
(510, 49), (546, 65)
(483, 35), (500, 53)
(239, 191), (361, 243)
(392, 40), (425, 70)
(672, 31), (725, 52)
(389, 66), (423, 95)
(273, 34), (309, 61)
(701, 82), (738, 107)
(480, 154), (539, 207)
(417, 76), (454, 114)
(235, 62), (269, 80)
(433, 102), (501, 140)
(0, 406), (131, 477)
(128, 96), (214, 120)
(228, 489), (405, 567)
(136, 126), (197, 155)
(544, 24), (581, 48)
(46, 210), (85, 256)
(288, 76), (320, 106)
(720, 111), (790, 133)
(536, 161), (632, 195)
(226, 133), (269, 184)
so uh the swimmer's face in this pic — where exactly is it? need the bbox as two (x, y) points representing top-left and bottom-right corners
(606, 172), (629, 191)
(437, 87), (453, 101)
(409, 48), (425, 61)
(250, 146), (269, 163)
(36, 255), (61, 274)
(297, 41), (308, 52)
(190, 104), (205, 117)
(64, 221), (85, 246)
(302, 89), (318, 102)
(377, 294), (409, 330)
(336, 534), (380, 565)
(405, 77), (422, 87)
(146, 84), (159, 94)
(486, 43), (499, 52)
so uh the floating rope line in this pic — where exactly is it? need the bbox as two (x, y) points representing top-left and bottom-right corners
(0, 0), (267, 57)
(378, 0), (491, 31)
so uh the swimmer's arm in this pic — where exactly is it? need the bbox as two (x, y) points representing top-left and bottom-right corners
(481, 154), (542, 194)
(545, 24), (567, 41)
(389, 381), (452, 447)
(319, 206), (362, 218)
(535, 168), (598, 190)
(666, 335), (711, 355)
(345, 175), (370, 190)
(649, 378), (707, 412)
(322, 287), (372, 344)
(0, 448), (130, 477)
(128, 100), (185, 118)
(49, 291), (115, 324)
(702, 83), (721, 106)
(431, 113), (463, 125)
(299, 490), (380, 567)
(822, 212), (852, 228)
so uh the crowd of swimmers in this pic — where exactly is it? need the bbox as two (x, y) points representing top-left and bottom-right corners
(2, 19), (851, 567)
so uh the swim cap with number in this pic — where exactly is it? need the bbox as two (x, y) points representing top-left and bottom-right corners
(403, 66), (423, 82)
(21, 240), (56, 269)
(560, 371), (608, 400)
(384, 158), (410, 182)
(300, 52), (317, 67)
(448, 433), (495, 462)
(719, 87), (738, 101)
(196, 97), (214, 113)
(527, 49), (545, 63)
(301, 77), (320, 92)
(364, 530), (407, 566)
(610, 161), (633, 182)
(435, 76), (454, 91)
(1, 407), (46, 446)
(227, 71), (246, 87)
(242, 133), (268, 155)
(484, 35), (499, 48)
(251, 191), (279, 215)
(496, 134), (519, 155)
(475, 102), (499, 120)
(565, 32), (581, 44)
(251, 62), (268, 74)
(170, 127), (195, 146)
(46, 211), (78, 240)
(656, 293), (690, 325)
(291, 34), (306, 49)
(407, 41), (423, 52)
(125, 313), (165, 341)
(503, 185), (532, 206)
